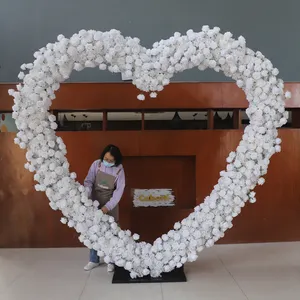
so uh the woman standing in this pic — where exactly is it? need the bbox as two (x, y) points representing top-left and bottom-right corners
(83, 145), (125, 272)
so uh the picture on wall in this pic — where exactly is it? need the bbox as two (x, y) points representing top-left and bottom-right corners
(133, 189), (175, 207)
(0, 113), (17, 132)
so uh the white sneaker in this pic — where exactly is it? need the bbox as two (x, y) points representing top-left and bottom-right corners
(84, 262), (100, 271)
(107, 263), (115, 273)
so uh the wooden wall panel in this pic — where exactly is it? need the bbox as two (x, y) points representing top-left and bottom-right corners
(0, 133), (81, 248)
(196, 130), (300, 243)
(130, 208), (193, 243)
(1, 129), (300, 247)
(123, 156), (196, 242)
(1, 82), (300, 111)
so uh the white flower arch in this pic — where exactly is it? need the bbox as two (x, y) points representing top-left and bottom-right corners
(9, 27), (291, 278)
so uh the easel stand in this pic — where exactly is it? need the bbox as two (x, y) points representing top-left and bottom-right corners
(112, 266), (187, 284)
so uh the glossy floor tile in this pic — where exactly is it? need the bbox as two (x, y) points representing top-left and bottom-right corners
(0, 242), (299, 300)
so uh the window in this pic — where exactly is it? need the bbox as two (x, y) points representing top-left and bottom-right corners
(283, 110), (292, 128)
(56, 112), (103, 131)
(144, 111), (208, 130)
(107, 112), (142, 131)
(53, 109), (300, 131)
(213, 111), (234, 129)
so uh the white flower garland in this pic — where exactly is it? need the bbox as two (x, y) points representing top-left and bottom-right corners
(9, 27), (291, 278)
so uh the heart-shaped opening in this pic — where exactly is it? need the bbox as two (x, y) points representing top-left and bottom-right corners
(9, 27), (289, 278)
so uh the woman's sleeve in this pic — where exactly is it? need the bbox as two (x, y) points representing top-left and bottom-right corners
(105, 168), (125, 211)
(84, 160), (98, 198)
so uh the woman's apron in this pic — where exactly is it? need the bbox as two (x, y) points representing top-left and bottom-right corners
(94, 163), (120, 222)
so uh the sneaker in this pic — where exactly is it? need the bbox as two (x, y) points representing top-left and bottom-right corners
(107, 263), (115, 273)
(84, 262), (100, 271)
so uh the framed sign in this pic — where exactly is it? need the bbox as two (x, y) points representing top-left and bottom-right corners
(133, 189), (175, 207)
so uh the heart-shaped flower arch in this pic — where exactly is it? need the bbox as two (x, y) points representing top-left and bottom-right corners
(9, 26), (291, 278)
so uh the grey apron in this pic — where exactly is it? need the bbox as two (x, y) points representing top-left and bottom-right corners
(94, 163), (120, 222)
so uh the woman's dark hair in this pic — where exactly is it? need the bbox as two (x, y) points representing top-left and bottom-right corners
(100, 144), (123, 166)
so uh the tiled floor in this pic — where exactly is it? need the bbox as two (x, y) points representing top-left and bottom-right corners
(0, 242), (300, 300)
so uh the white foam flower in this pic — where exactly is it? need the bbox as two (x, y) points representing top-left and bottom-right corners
(93, 200), (100, 208)
(137, 94), (145, 101)
(70, 172), (77, 179)
(285, 91), (292, 99)
(68, 220), (75, 228)
(99, 63), (107, 70)
(150, 92), (157, 98)
(174, 222), (181, 230)
(275, 145), (281, 153)
(133, 234), (140, 241)
(60, 217), (68, 224)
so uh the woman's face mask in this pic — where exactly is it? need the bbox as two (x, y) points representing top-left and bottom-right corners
(103, 160), (115, 168)
(103, 152), (115, 167)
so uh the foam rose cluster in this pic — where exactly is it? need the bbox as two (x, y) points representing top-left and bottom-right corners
(9, 27), (290, 278)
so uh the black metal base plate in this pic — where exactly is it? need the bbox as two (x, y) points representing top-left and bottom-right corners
(112, 266), (187, 284)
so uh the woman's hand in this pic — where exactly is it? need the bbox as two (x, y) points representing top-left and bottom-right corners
(101, 206), (109, 214)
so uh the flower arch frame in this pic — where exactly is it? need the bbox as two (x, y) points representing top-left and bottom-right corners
(9, 26), (291, 278)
